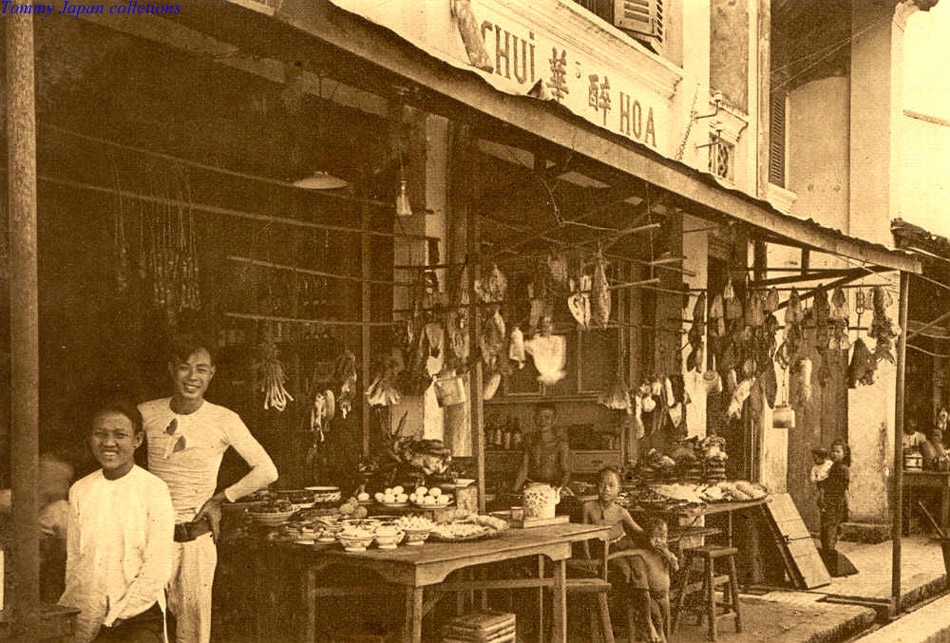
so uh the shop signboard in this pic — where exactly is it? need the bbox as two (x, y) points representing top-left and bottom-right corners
(325, 0), (682, 157)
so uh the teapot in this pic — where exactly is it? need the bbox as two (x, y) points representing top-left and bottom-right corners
(522, 483), (561, 520)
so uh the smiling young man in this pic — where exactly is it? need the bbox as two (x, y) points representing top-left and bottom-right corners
(139, 334), (278, 643)
(60, 397), (175, 643)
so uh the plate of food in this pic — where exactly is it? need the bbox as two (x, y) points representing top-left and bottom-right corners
(429, 515), (508, 542)
(409, 486), (453, 509)
(374, 486), (410, 508)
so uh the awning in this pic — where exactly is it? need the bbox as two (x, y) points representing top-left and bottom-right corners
(252, 0), (921, 274)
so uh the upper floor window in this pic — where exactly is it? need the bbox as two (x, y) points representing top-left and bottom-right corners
(573, 0), (666, 56)
(769, 92), (787, 188)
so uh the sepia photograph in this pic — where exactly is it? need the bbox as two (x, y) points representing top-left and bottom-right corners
(1, 0), (949, 641)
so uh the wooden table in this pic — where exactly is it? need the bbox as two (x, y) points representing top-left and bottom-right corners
(633, 498), (770, 547)
(903, 470), (950, 533)
(283, 522), (610, 643)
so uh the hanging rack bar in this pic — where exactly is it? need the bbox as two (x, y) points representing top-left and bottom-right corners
(224, 311), (395, 327)
(0, 168), (438, 242)
(42, 123), (395, 209)
(749, 266), (890, 288)
(649, 256), (686, 265)
(227, 255), (414, 287)
(608, 277), (662, 291)
(393, 262), (467, 270)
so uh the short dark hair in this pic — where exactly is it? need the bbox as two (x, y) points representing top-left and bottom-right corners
(535, 402), (557, 416)
(91, 396), (144, 435)
(811, 447), (829, 458)
(645, 516), (668, 534)
(169, 333), (215, 365)
(597, 466), (621, 484)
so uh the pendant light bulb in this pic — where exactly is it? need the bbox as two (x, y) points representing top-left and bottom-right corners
(395, 178), (413, 216)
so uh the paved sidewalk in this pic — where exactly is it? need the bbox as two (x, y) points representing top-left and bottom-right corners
(655, 535), (947, 643)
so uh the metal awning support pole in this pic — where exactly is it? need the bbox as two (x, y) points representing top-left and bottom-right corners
(892, 270), (910, 615)
(7, 10), (41, 639)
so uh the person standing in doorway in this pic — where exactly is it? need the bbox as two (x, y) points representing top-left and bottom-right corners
(819, 439), (855, 577)
(512, 402), (571, 490)
(140, 334), (278, 643)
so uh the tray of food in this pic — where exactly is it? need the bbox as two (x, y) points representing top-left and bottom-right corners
(428, 515), (509, 542)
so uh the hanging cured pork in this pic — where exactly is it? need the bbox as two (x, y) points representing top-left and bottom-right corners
(790, 356), (813, 405)
(590, 255), (611, 328)
(848, 337), (877, 387)
(869, 285), (900, 363)
(830, 287), (849, 321)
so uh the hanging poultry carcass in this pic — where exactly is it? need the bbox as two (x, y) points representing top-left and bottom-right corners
(334, 348), (358, 418)
(525, 333), (567, 385)
(590, 254), (611, 328)
(480, 308), (507, 373)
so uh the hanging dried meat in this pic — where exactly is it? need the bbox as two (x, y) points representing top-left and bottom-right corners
(786, 288), (803, 324)
(546, 251), (569, 289)
(724, 278), (743, 320)
(790, 357), (813, 405)
(567, 276), (592, 329)
(761, 358), (777, 409)
(746, 290), (766, 327)
(598, 373), (631, 412)
(445, 309), (470, 368)
(365, 356), (402, 407)
(830, 287), (849, 321)
(334, 348), (358, 419)
(869, 285), (900, 364)
(396, 324), (433, 397)
(764, 287), (780, 314)
(590, 255), (611, 328)
(693, 292), (707, 323)
(848, 338), (877, 387)
(475, 263), (508, 303)
(480, 309), (507, 372)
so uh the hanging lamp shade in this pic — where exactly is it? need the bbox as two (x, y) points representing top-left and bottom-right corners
(293, 171), (349, 190)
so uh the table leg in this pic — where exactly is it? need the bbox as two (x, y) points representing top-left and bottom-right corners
(403, 586), (424, 643)
(551, 559), (567, 643)
(537, 556), (545, 642)
(304, 569), (316, 643)
(942, 486), (949, 535)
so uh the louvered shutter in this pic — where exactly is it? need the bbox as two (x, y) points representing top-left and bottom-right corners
(613, 0), (664, 44)
(769, 92), (787, 187)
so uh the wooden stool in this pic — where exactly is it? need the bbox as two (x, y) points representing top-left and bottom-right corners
(672, 545), (742, 641)
(565, 576), (615, 643)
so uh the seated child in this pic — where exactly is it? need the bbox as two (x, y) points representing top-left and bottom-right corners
(581, 467), (676, 642)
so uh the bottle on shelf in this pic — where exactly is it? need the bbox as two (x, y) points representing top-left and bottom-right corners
(503, 420), (512, 450)
(511, 419), (523, 450)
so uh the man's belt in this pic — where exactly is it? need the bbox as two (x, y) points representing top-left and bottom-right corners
(174, 518), (212, 542)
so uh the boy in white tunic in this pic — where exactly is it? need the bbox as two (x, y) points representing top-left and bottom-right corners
(140, 334), (278, 643)
(60, 398), (175, 643)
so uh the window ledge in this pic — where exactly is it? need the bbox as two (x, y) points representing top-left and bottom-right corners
(768, 183), (798, 215)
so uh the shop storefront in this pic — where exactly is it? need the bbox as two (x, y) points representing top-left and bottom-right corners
(2, 1), (923, 640)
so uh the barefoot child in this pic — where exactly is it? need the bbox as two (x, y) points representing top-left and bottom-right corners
(820, 439), (852, 577)
(582, 467), (676, 642)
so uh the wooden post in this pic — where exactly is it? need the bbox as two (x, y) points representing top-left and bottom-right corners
(361, 196), (372, 457)
(7, 10), (40, 639)
(892, 270), (910, 614)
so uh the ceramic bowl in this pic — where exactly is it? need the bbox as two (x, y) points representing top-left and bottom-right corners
(373, 527), (405, 550)
(337, 532), (375, 552)
(248, 510), (295, 528)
